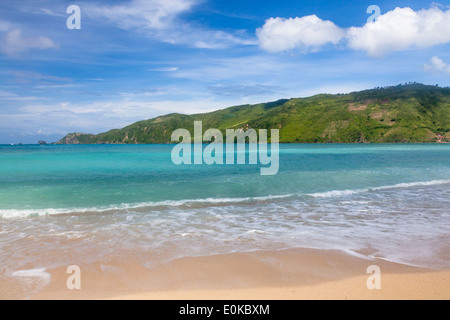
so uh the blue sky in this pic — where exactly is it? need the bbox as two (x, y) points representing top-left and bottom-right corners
(1, 0), (450, 143)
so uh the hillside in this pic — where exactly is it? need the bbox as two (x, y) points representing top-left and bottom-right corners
(57, 84), (450, 144)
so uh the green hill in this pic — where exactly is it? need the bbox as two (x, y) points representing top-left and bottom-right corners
(57, 83), (450, 144)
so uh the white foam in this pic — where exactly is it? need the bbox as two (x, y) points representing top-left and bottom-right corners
(100, 265), (121, 273)
(308, 179), (450, 198)
(11, 268), (51, 285)
(246, 229), (267, 234)
(0, 193), (295, 219)
(2, 179), (448, 218)
(372, 179), (450, 191)
(309, 189), (361, 198)
(180, 232), (201, 237)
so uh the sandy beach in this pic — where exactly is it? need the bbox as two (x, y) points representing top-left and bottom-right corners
(3, 0), (450, 305)
(26, 248), (449, 300)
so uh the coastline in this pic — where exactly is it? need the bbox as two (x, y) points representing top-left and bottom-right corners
(1, 144), (449, 300)
(28, 248), (450, 300)
(7, 142), (450, 145)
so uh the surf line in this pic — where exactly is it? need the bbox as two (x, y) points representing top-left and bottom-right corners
(171, 121), (279, 176)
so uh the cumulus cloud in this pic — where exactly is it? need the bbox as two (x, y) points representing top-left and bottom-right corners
(0, 29), (58, 56)
(347, 7), (450, 57)
(424, 56), (450, 74)
(257, 15), (345, 53)
(258, 7), (450, 57)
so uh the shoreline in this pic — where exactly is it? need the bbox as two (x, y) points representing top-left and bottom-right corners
(25, 247), (450, 300)
(3, 142), (450, 146)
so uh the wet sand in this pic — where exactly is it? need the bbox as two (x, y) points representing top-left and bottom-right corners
(25, 248), (450, 300)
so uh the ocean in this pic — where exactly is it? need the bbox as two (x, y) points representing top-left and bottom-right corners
(0, 144), (449, 297)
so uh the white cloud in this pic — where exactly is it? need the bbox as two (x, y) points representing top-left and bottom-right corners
(258, 7), (450, 57)
(38, 8), (66, 17)
(18, 94), (226, 122)
(1, 29), (58, 56)
(7, 97), (228, 138)
(172, 56), (294, 81)
(186, 30), (257, 49)
(7, 70), (71, 84)
(84, 0), (254, 49)
(347, 7), (450, 58)
(149, 67), (179, 72)
(257, 15), (345, 53)
(424, 56), (450, 74)
(85, 0), (195, 30)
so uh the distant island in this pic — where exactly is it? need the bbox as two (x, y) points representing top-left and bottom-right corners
(57, 83), (450, 144)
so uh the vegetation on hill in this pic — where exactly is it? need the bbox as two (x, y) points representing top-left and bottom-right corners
(57, 84), (450, 144)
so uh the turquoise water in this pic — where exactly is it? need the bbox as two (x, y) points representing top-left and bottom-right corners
(0, 144), (449, 286)
(1, 144), (449, 214)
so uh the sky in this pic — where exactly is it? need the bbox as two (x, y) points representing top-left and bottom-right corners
(1, 0), (450, 144)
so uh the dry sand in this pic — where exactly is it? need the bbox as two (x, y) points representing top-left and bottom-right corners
(28, 248), (450, 300)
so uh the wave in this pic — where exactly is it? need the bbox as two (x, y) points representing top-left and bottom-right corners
(0, 193), (295, 219)
(308, 179), (450, 198)
(1, 179), (449, 219)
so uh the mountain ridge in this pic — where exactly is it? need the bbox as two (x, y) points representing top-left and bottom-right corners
(57, 83), (450, 144)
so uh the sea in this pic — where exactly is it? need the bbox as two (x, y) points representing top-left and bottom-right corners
(0, 144), (449, 297)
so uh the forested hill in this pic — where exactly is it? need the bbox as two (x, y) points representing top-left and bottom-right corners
(57, 84), (450, 144)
